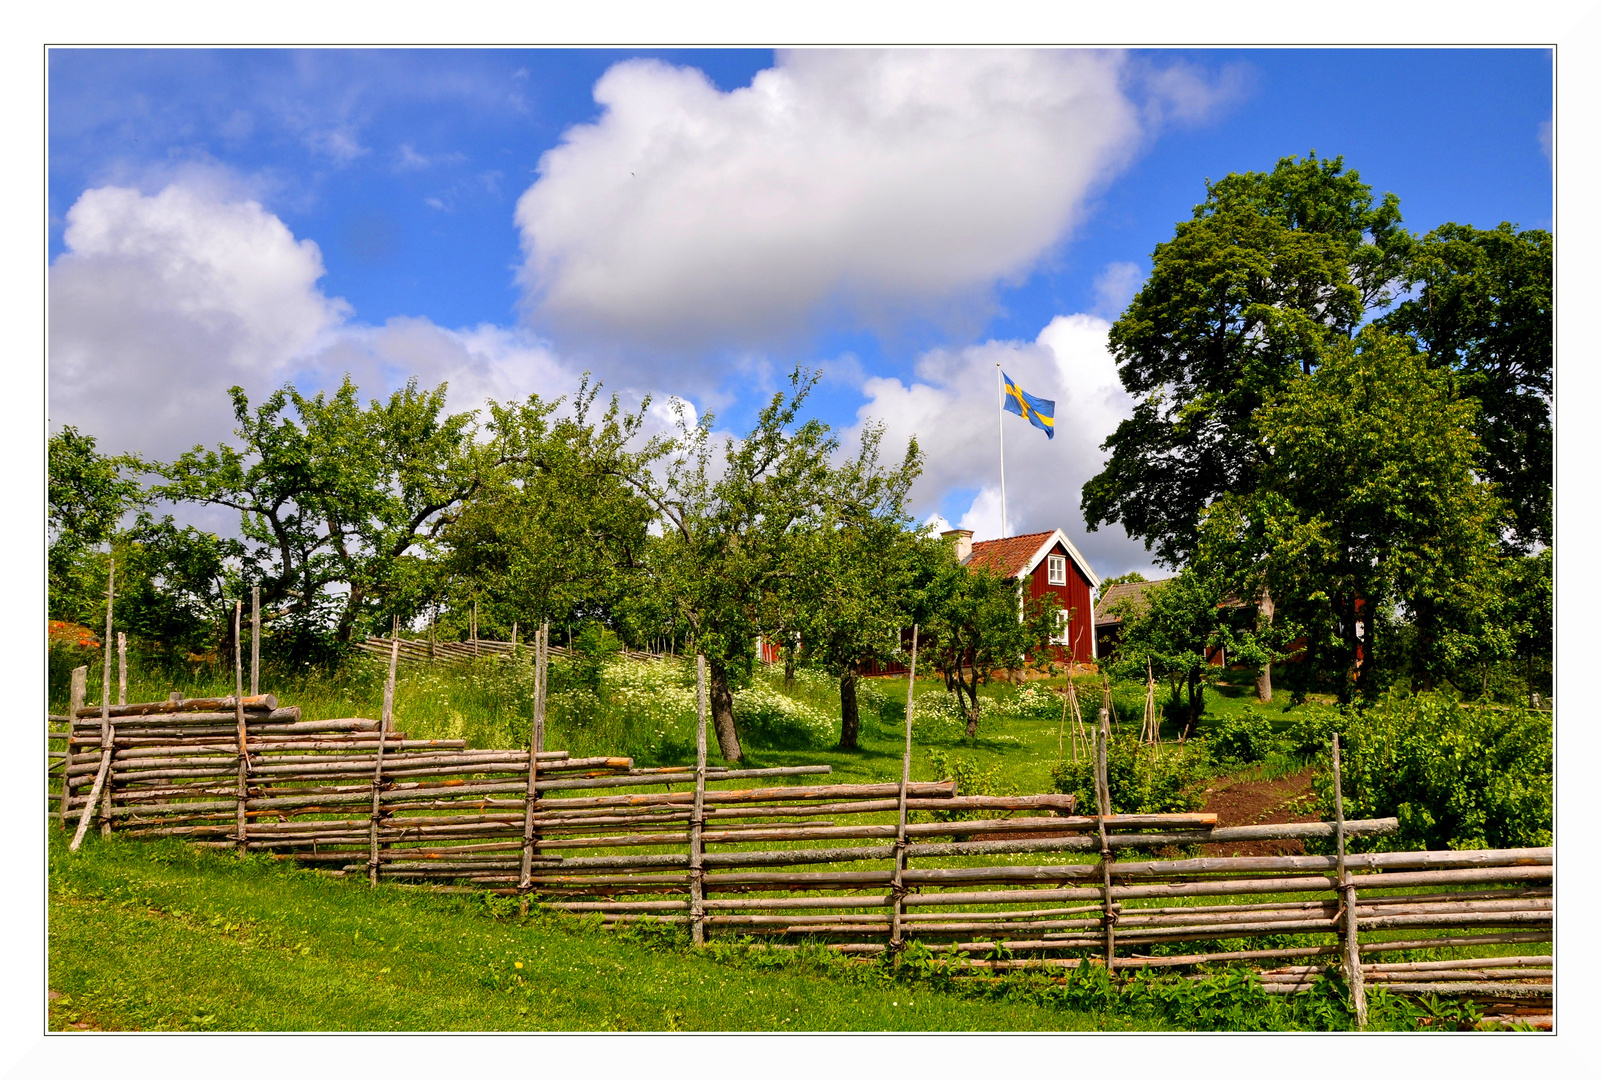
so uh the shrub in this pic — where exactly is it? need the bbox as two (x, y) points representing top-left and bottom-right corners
(1283, 708), (1349, 762)
(1049, 732), (1209, 814)
(1315, 692), (1552, 851)
(1202, 707), (1280, 767)
(923, 748), (1006, 819)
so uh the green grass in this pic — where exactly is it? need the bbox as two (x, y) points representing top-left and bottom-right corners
(47, 832), (1152, 1032)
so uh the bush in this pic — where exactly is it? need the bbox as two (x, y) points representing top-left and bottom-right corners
(1283, 708), (1349, 762)
(922, 748), (1006, 819)
(1202, 707), (1280, 767)
(1049, 733), (1210, 814)
(1315, 692), (1552, 851)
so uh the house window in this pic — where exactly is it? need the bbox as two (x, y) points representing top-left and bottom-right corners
(1047, 554), (1067, 586)
(1054, 608), (1071, 644)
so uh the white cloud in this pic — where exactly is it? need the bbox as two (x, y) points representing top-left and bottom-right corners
(47, 181), (586, 464)
(1092, 261), (1145, 319)
(848, 313), (1157, 579)
(514, 50), (1153, 354)
(48, 183), (351, 459)
(1539, 118), (1553, 162)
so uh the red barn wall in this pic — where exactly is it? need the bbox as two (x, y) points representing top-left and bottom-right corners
(1025, 541), (1096, 665)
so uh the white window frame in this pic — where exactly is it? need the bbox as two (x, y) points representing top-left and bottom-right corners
(1054, 608), (1071, 645)
(1047, 554), (1067, 586)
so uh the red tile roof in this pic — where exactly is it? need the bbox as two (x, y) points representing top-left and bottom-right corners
(963, 531), (1057, 578)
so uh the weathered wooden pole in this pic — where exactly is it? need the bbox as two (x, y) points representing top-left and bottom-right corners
(250, 585), (261, 696)
(1333, 734), (1368, 1028)
(1096, 707), (1116, 970)
(690, 652), (709, 944)
(519, 622), (549, 917)
(117, 632), (127, 707)
(70, 562), (115, 850)
(234, 600), (248, 853)
(59, 666), (88, 827)
(368, 631), (400, 887)
(890, 625), (919, 955)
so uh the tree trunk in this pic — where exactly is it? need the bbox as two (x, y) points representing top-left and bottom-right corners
(1255, 588), (1275, 704)
(784, 650), (796, 691)
(838, 669), (860, 750)
(706, 660), (743, 763)
(1183, 666), (1204, 739)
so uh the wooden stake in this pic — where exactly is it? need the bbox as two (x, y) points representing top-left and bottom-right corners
(690, 652), (709, 944)
(519, 622), (545, 916)
(60, 666), (88, 828)
(234, 601), (247, 853)
(117, 633), (127, 707)
(1096, 708), (1115, 970)
(251, 586), (260, 696)
(890, 625), (919, 954)
(1333, 734), (1368, 1028)
(70, 562), (115, 851)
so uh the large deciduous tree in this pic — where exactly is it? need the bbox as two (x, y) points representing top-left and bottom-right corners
(157, 377), (486, 652)
(1378, 222), (1552, 550)
(637, 371), (843, 763)
(1198, 331), (1506, 701)
(1082, 152), (1408, 569)
(781, 423), (922, 751)
(437, 380), (660, 640)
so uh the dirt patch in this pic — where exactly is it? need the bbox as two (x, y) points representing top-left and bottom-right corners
(1197, 766), (1319, 857)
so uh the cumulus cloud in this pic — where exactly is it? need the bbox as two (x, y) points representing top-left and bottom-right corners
(48, 183), (352, 459)
(47, 182), (585, 464)
(515, 50), (1158, 356)
(848, 313), (1157, 579)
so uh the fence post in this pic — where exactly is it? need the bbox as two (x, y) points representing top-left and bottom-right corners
(251, 586), (261, 696)
(70, 561), (115, 851)
(890, 625), (919, 958)
(368, 631), (400, 886)
(1332, 734), (1368, 1028)
(117, 633), (127, 707)
(520, 623), (548, 917)
(690, 653), (709, 945)
(234, 601), (248, 854)
(59, 666), (88, 829)
(1095, 710), (1116, 972)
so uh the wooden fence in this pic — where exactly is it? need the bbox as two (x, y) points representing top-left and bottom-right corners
(49, 627), (1553, 1030)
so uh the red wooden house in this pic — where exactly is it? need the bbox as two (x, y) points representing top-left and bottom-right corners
(945, 528), (1101, 666)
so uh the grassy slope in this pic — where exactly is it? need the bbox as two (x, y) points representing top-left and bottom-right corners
(47, 833), (1153, 1033)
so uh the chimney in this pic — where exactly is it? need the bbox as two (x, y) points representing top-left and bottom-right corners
(941, 528), (975, 563)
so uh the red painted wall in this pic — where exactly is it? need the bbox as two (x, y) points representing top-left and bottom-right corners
(1025, 541), (1096, 665)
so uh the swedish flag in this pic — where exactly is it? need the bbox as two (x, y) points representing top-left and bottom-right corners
(1002, 371), (1055, 440)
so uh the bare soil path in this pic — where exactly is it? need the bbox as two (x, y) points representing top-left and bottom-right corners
(1197, 766), (1319, 857)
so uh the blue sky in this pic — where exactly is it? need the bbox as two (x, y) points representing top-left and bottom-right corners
(46, 47), (1554, 579)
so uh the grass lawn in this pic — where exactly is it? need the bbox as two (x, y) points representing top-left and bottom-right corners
(47, 832), (1160, 1033)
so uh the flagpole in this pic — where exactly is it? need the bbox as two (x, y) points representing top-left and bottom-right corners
(996, 364), (1008, 539)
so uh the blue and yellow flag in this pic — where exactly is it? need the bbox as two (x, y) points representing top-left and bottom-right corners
(1002, 372), (1055, 440)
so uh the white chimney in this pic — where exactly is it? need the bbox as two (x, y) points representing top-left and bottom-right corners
(941, 528), (974, 563)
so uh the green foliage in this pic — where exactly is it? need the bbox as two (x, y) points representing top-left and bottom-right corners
(1107, 568), (1273, 734)
(919, 542), (1061, 738)
(1316, 692), (1552, 851)
(1379, 221), (1552, 550)
(1202, 330), (1508, 701)
(157, 377), (486, 652)
(923, 748), (1005, 818)
(438, 378), (660, 641)
(1083, 152), (1400, 567)
(1203, 706), (1280, 767)
(1050, 732), (1210, 814)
